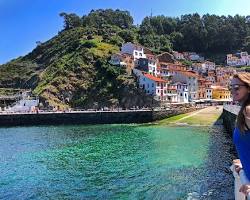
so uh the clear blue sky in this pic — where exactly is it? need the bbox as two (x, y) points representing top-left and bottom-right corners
(1, 0), (250, 64)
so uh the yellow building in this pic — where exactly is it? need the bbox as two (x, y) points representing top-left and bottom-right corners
(211, 85), (231, 100)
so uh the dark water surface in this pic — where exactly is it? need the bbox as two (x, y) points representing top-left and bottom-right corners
(0, 124), (235, 199)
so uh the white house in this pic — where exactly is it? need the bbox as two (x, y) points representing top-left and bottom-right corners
(201, 61), (216, 72)
(167, 85), (178, 103)
(171, 70), (199, 101)
(133, 69), (168, 101)
(175, 82), (189, 103)
(121, 42), (146, 61)
(146, 54), (158, 76)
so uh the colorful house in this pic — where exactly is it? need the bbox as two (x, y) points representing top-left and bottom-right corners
(211, 85), (231, 100)
(133, 69), (168, 101)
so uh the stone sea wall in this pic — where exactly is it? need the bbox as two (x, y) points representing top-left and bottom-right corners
(0, 107), (198, 127)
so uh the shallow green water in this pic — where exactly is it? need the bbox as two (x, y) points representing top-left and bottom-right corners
(0, 124), (234, 199)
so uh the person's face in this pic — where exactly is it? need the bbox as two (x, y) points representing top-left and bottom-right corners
(230, 78), (250, 103)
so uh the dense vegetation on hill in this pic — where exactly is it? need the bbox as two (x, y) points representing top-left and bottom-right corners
(0, 9), (249, 108)
(140, 14), (250, 54)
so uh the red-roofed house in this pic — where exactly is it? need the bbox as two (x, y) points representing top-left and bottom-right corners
(133, 69), (168, 101)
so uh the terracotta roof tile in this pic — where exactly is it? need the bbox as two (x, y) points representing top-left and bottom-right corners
(144, 73), (168, 83)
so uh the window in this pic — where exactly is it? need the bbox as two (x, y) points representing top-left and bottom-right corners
(180, 93), (183, 96)
(152, 83), (154, 87)
(135, 52), (138, 55)
(147, 84), (149, 88)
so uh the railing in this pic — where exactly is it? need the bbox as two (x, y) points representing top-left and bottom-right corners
(231, 163), (250, 200)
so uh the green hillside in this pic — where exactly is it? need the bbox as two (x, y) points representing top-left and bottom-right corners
(0, 10), (153, 109)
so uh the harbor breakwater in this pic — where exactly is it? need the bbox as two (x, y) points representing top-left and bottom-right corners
(0, 106), (198, 127)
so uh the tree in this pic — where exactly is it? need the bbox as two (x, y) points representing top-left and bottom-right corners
(118, 30), (136, 43)
(59, 12), (82, 30)
(82, 9), (134, 29)
(170, 32), (183, 51)
(243, 36), (250, 53)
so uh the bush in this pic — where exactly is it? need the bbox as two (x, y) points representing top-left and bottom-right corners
(81, 40), (98, 48)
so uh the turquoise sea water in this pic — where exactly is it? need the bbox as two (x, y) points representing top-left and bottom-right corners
(0, 124), (234, 199)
